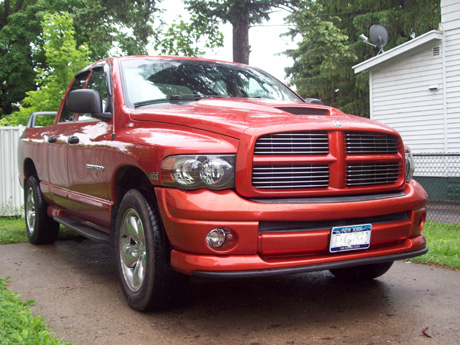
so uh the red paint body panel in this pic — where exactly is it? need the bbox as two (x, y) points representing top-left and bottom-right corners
(18, 56), (428, 277)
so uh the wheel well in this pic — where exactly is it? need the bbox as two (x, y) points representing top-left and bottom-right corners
(110, 166), (153, 243)
(114, 166), (152, 205)
(24, 159), (38, 181)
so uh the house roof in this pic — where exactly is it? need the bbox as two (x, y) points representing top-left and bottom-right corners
(352, 30), (443, 74)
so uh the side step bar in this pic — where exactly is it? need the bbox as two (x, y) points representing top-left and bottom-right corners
(54, 216), (110, 244)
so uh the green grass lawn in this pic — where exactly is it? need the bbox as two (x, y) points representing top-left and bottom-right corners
(0, 217), (29, 244)
(0, 217), (82, 244)
(408, 220), (460, 270)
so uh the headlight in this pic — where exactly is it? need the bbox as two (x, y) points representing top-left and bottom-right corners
(405, 148), (415, 182)
(161, 154), (235, 189)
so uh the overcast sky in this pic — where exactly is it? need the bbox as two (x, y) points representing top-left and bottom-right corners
(153, 0), (297, 83)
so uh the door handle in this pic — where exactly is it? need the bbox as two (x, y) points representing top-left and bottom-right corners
(48, 136), (56, 144)
(67, 136), (79, 144)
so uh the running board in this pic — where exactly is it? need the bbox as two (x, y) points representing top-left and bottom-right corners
(54, 216), (110, 244)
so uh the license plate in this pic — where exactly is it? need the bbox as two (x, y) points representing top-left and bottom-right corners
(329, 224), (372, 253)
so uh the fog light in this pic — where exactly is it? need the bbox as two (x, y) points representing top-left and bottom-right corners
(206, 228), (227, 248)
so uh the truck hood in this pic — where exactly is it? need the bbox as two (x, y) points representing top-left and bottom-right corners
(129, 98), (398, 138)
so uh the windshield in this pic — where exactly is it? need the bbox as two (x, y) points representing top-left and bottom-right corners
(120, 58), (303, 108)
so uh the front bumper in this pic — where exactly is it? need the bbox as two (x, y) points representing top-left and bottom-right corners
(176, 245), (428, 278)
(155, 180), (427, 276)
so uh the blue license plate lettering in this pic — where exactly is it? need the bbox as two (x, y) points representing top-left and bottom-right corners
(329, 224), (372, 253)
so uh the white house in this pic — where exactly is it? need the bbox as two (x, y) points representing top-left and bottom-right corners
(352, 0), (460, 214)
(353, 0), (460, 154)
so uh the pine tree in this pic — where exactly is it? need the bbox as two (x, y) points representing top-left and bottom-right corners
(185, 0), (290, 64)
(285, 0), (441, 116)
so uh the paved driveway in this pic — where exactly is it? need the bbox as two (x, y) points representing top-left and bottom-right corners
(1, 240), (459, 344)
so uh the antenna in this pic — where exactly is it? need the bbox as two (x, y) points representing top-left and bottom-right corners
(359, 24), (389, 55)
(370, 24), (389, 54)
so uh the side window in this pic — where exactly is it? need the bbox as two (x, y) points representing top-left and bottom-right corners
(77, 68), (110, 122)
(59, 72), (89, 123)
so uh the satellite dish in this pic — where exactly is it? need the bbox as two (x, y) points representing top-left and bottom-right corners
(369, 24), (389, 54)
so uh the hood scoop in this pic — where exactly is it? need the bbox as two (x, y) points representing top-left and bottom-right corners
(276, 107), (329, 116)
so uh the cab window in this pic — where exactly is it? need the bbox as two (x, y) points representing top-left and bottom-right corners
(77, 67), (111, 122)
(59, 72), (89, 123)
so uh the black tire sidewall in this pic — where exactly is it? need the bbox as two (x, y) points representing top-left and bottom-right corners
(25, 177), (40, 242)
(115, 189), (161, 311)
(24, 176), (58, 244)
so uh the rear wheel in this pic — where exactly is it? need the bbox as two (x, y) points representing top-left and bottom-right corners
(329, 261), (394, 281)
(115, 188), (188, 311)
(24, 176), (59, 244)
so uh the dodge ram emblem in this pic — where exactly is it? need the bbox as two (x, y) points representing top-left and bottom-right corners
(333, 121), (343, 128)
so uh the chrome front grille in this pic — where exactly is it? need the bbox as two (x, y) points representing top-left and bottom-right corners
(250, 130), (402, 193)
(252, 165), (329, 189)
(254, 132), (329, 155)
(346, 132), (398, 154)
(347, 163), (400, 186)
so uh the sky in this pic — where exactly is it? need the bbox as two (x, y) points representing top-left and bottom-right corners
(153, 0), (297, 83)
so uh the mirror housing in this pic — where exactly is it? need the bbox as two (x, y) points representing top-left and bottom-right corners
(305, 98), (323, 105)
(66, 89), (112, 120)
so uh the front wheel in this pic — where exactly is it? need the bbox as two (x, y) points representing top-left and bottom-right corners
(329, 261), (394, 281)
(115, 188), (188, 311)
(24, 176), (59, 244)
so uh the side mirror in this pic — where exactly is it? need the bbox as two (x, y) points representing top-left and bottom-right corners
(66, 89), (112, 120)
(305, 98), (323, 105)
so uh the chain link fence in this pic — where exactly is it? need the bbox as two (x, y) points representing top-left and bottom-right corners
(413, 154), (460, 226)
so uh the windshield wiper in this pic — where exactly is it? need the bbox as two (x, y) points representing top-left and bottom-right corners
(134, 94), (227, 108)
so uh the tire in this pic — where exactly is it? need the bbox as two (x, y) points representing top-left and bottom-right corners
(115, 188), (188, 311)
(24, 176), (59, 244)
(329, 261), (394, 281)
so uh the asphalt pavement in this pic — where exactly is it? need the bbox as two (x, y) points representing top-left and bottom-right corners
(1, 239), (459, 345)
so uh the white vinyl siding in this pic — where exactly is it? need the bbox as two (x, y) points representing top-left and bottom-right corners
(444, 26), (460, 152)
(370, 43), (444, 153)
(442, 0), (460, 30)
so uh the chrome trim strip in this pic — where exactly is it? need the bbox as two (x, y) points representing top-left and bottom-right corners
(250, 191), (406, 204)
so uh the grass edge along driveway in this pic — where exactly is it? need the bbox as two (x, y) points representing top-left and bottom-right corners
(0, 217), (458, 345)
(0, 277), (70, 345)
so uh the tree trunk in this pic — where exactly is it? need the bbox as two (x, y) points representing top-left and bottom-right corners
(14, 0), (25, 13)
(232, 15), (250, 64)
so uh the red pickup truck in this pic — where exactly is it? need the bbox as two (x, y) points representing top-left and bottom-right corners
(18, 56), (428, 311)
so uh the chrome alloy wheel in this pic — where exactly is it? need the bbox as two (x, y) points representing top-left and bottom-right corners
(119, 208), (147, 292)
(25, 186), (36, 234)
